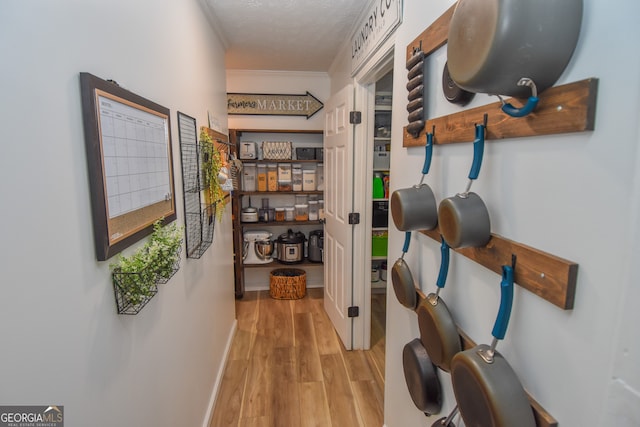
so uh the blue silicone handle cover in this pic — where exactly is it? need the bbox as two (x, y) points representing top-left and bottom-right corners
(422, 131), (434, 175)
(436, 237), (450, 289)
(468, 123), (485, 180)
(492, 265), (514, 340)
(501, 96), (539, 118)
(402, 231), (411, 254)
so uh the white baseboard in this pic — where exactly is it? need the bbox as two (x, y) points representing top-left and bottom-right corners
(202, 319), (238, 427)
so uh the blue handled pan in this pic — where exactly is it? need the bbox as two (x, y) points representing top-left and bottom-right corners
(438, 119), (491, 248)
(450, 261), (536, 427)
(391, 128), (438, 232)
(391, 231), (419, 309)
(417, 237), (462, 372)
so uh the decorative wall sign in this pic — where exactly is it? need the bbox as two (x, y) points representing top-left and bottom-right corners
(227, 92), (323, 119)
(80, 72), (177, 261)
(350, 0), (403, 75)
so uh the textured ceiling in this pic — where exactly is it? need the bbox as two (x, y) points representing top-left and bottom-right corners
(203, 0), (368, 72)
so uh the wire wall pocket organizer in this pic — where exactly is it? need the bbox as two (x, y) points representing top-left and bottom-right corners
(177, 113), (227, 259)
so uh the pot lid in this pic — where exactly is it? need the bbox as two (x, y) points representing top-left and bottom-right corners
(278, 229), (305, 243)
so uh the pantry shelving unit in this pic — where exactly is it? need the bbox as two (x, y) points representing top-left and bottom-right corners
(229, 129), (324, 298)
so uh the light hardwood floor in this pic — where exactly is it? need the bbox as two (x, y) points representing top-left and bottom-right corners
(209, 288), (386, 427)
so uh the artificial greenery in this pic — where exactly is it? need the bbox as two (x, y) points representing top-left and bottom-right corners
(111, 220), (184, 308)
(200, 128), (226, 222)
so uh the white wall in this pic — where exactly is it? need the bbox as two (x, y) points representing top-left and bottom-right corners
(331, 0), (640, 426)
(0, 1), (235, 426)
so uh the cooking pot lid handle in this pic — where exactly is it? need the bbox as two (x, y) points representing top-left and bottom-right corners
(500, 78), (539, 118)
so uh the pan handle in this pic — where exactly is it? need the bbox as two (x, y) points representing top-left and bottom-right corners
(500, 78), (539, 118)
(402, 231), (412, 254)
(492, 264), (515, 341)
(468, 122), (486, 181)
(422, 129), (434, 175)
(435, 236), (450, 290)
(418, 128), (434, 185)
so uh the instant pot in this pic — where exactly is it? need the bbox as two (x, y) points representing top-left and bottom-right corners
(275, 229), (305, 264)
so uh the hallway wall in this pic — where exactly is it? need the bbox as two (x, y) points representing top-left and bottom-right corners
(330, 0), (640, 426)
(0, 1), (235, 426)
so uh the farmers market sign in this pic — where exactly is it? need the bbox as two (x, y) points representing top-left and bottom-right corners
(227, 92), (324, 119)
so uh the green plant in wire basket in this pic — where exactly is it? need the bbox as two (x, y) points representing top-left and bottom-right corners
(111, 220), (184, 308)
(200, 129), (226, 222)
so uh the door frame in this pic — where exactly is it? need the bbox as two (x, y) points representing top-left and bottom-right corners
(351, 40), (395, 350)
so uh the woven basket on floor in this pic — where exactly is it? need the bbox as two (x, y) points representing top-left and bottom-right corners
(269, 268), (306, 300)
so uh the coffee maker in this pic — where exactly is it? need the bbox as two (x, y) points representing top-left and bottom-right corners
(308, 229), (323, 263)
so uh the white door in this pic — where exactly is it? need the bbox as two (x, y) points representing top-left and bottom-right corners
(324, 84), (355, 350)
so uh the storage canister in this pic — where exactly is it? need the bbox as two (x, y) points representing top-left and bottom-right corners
(243, 163), (257, 192)
(275, 207), (285, 222)
(295, 204), (309, 221)
(292, 164), (303, 191)
(278, 163), (292, 182)
(267, 163), (278, 192)
(302, 169), (316, 191)
(316, 163), (324, 191)
(284, 206), (295, 221)
(278, 180), (292, 192)
(257, 164), (267, 192)
(318, 199), (324, 220)
(308, 200), (319, 220)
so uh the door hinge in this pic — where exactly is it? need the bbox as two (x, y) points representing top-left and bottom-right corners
(349, 111), (362, 124)
(348, 212), (360, 225)
(348, 306), (360, 318)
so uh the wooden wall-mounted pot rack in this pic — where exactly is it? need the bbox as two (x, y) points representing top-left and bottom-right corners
(401, 3), (599, 426)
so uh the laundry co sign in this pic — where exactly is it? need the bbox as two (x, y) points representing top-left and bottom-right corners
(351, 0), (402, 75)
(227, 92), (324, 119)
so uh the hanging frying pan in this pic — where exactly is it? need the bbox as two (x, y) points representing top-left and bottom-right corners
(447, 0), (583, 117)
(450, 261), (536, 427)
(392, 232), (418, 310)
(391, 128), (438, 232)
(442, 61), (475, 106)
(403, 338), (442, 416)
(438, 119), (491, 248)
(417, 237), (462, 372)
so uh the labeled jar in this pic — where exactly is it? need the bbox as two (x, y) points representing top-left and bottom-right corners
(308, 200), (319, 221)
(275, 207), (285, 222)
(284, 206), (295, 222)
(257, 164), (267, 192)
(295, 204), (309, 221)
(278, 163), (292, 182)
(267, 163), (278, 192)
(292, 164), (303, 191)
(278, 179), (292, 192)
(243, 163), (257, 192)
(302, 169), (316, 191)
(316, 163), (324, 191)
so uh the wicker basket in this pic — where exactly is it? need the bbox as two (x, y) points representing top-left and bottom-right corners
(269, 268), (306, 300)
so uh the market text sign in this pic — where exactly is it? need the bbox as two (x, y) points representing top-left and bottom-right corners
(227, 92), (324, 119)
(351, 0), (402, 75)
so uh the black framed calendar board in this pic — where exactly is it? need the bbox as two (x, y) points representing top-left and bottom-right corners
(80, 72), (177, 261)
